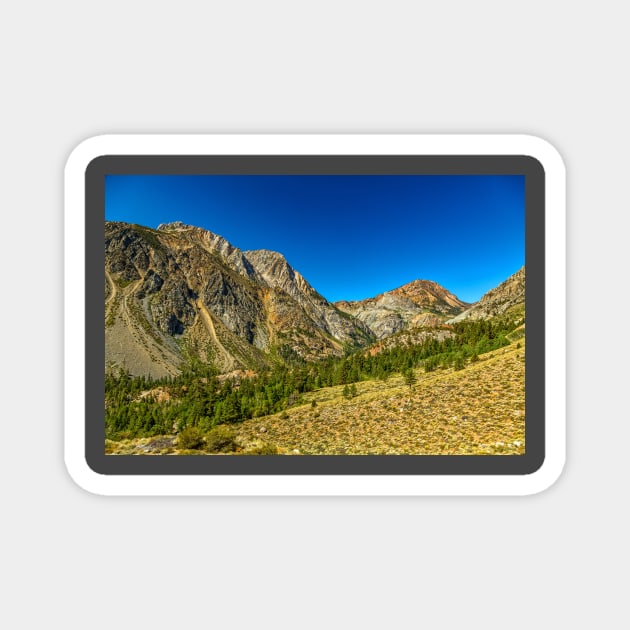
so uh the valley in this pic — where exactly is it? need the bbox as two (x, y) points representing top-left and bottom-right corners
(106, 340), (525, 456)
(104, 219), (526, 456)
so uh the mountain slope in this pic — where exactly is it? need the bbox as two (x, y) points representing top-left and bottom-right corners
(105, 221), (373, 377)
(447, 266), (525, 323)
(108, 339), (526, 456)
(335, 279), (469, 339)
(233, 341), (525, 455)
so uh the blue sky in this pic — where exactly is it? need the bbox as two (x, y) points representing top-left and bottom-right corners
(105, 174), (524, 303)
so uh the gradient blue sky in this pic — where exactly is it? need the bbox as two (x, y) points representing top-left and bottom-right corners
(105, 174), (524, 303)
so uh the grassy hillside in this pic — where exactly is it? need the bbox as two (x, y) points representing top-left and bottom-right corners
(235, 341), (525, 455)
(106, 340), (525, 456)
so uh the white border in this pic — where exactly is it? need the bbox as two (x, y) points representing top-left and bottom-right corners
(64, 134), (565, 496)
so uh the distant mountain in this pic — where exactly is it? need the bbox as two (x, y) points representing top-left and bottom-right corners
(335, 279), (470, 339)
(446, 266), (525, 323)
(105, 221), (373, 378)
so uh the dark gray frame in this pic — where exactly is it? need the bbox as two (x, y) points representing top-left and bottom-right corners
(87, 155), (544, 475)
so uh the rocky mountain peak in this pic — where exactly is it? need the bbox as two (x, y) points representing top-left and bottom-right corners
(335, 278), (469, 340)
(244, 249), (298, 287)
(243, 249), (334, 320)
(157, 221), (192, 231)
(387, 279), (470, 311)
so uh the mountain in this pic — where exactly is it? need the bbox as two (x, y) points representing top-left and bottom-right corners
(105, 221), (373, 378)
(446, 266), (525, 323)
(335, 279), (470, 339)
(105, 219), (524, 379)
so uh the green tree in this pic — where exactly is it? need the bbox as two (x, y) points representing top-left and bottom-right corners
(403, 368), (417, 389)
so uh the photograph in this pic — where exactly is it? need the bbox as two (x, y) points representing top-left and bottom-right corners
(104, 173), (526, 456)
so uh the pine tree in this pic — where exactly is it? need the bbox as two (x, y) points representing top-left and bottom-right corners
(403, 368), (417, 389)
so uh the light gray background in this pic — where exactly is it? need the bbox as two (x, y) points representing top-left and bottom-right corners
(1, 1), (626, 628)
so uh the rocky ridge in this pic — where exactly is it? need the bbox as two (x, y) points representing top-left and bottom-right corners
(446, 266), (525, 323)
(335, 279), (469, 339)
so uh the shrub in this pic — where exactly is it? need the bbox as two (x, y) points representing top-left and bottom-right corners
(245, 442), (278, 455)
(177, 426), (205, 450)
(424, 356), (438, 372)
(205, 425), (238, 453)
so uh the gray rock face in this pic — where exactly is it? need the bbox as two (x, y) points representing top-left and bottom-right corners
(137, 270), (163, 297)
(446, 267), (525, 323)
(149, 281), (196, 335)
(201, 267), (262, 342)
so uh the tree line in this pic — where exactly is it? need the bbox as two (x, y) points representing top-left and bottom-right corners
(106, 313), (521, 440)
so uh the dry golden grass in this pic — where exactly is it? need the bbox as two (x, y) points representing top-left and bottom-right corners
(235, 342), (525, 455)
(106, 342), (525, 456)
